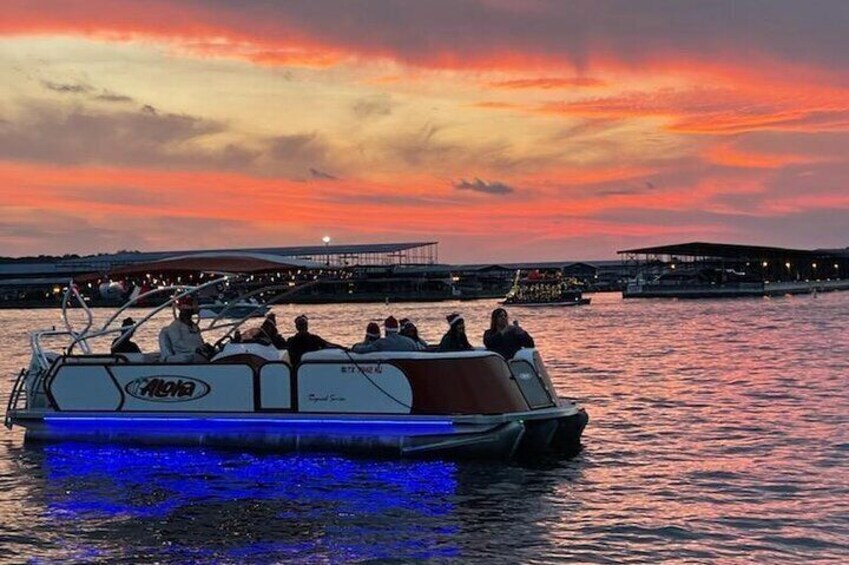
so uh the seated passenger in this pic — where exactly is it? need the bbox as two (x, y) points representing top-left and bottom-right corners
(111, 317), (142, 354)
(287, 314), (328, 366)
(352, 316), (418, 353)
(399, 318), (428, 350)
(240, 313), (287, 349)
(354, 322), (381, 348)
(438, 312), (473, 352)
(159, 299), (211, 362)
(483, 307), (535, 360)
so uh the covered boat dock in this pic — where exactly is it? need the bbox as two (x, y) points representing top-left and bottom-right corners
(618, 242), (849, 298)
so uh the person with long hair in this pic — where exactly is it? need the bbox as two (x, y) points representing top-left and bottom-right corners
(482, 307), (534, 359)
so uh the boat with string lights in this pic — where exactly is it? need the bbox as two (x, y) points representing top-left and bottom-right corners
(501, 270), (591, 307)
(4, 254), (588, 460)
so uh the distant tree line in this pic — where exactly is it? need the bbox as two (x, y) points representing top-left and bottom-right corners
(0, 250), (142, 263)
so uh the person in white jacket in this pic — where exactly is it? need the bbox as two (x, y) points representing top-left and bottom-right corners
(159, 299), (209, 362)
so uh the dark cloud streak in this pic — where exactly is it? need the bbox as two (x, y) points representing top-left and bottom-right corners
(309, 167), (337, 180)
(0, 102), (257, 170)
(198, 1), (849, 78)
(453, 177), (515, 195)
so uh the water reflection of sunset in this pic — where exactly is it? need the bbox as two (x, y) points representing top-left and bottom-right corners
(1, 291), (847, 561)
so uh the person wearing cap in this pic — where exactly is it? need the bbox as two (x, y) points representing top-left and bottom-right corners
(111, 317), (142, 354)
(159, 298), (211, 362)
(483, 307), (535, 359)
(352, 316), (418, 352)
(399, 318), (428, 350)
(286, 314), (329, 366)
(354, 322), (382, 348)
(438, 312), (473, 352)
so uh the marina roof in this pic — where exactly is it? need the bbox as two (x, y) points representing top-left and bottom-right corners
(77, 252), (322, 280)
(58, 242), (437, 267)
(617, 242), (833, 259)
(394, 261), (622, 274)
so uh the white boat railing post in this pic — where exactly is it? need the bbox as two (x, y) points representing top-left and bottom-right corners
(60, 280), (93, 355)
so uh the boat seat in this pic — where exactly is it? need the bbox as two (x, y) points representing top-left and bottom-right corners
(211, 353), (268, 372)
(120, 352), (161, 363)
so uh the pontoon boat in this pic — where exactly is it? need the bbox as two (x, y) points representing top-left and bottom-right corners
(5, 255), (588, 460)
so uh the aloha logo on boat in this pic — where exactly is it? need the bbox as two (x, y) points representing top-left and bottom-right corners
(124, 375), (210, 402)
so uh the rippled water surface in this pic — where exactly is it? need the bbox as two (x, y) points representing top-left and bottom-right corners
(1, 293), (847, 563)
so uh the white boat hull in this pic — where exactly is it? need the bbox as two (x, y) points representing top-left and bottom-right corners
(7, 349), (588, 460)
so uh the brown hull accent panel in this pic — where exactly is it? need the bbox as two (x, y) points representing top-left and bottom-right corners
(390, 355), (529, 415)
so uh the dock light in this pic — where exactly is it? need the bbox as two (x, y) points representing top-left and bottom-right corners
(812, 263), (817, 269)
(762, 261), (768, 267)
(670, 264), (676, 270)
(785, 262), (791, 270)
(322, 235), (331, 265)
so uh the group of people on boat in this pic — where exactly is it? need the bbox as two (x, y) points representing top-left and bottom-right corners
(111, 300), (536, 364)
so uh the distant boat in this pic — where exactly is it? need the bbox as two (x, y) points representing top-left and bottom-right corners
(198, 299), (270, 319)
(500, 270), (591, 307)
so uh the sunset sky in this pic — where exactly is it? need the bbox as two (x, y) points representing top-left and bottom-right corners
(1, 1), (848, 262)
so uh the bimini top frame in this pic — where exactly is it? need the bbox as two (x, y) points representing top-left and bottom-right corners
(35, 252), (325, 370)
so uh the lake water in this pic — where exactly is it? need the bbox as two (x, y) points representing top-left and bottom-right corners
(1, 293), (847, 563)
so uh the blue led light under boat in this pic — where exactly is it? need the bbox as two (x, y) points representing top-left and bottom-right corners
(43, 416), (455, 436)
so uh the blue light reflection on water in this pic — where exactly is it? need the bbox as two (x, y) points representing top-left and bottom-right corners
(39, 442), (461, 562)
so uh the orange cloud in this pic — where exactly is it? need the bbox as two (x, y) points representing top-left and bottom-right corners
(488, 77), (608, 90)
(704, 142), (828, 169)
(2, 1), (345, 69)
(5, 0), (845, 90)
(0, 160), (733, 249)
(536, 83), (849, 135)
(471, 101), (523, 110)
